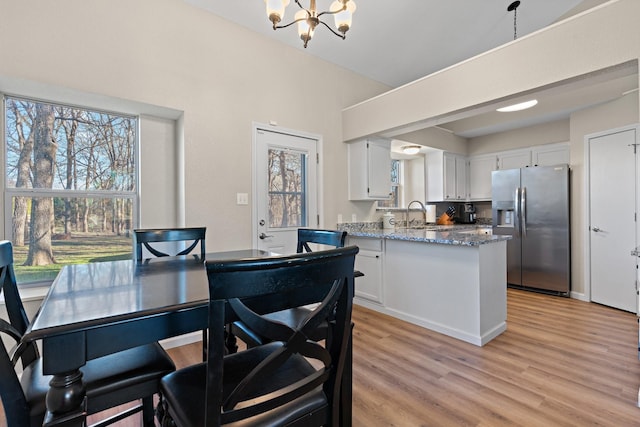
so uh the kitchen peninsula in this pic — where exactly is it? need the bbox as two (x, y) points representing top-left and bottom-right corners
(340, 224), (510, 346)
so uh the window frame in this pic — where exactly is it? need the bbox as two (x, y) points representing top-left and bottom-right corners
(2, 94), (141, 286)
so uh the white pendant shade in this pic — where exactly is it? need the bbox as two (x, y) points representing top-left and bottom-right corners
(295, 9), (314, 42)
(331, 0), (356, 33)
(265, 0), (290, 25)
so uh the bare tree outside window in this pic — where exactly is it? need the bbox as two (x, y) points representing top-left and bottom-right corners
(267, 148), (306, 228)
(5, 96), (137, 284)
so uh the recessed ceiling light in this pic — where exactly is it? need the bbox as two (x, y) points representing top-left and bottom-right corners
(496, 99), (538, 112)
(402, 145), (421, 155)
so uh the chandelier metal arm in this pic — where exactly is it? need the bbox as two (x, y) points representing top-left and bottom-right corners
(317, 19), (346, 39)
(293, 0), (311, 16)
(273, 16), (307, 30)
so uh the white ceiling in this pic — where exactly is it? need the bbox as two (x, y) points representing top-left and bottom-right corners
(185, 0), (636, 140)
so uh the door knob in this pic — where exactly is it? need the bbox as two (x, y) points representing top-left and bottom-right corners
(592, 226), (602, 232)
(259, 233), (273, 239)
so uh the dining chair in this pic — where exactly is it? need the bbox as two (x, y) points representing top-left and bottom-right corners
(0, 240), (176, 427)
(230, 228), (349, 348)
(159, 245), (358, 427)
(133, 227), (208, 360)
(133, 227), (206, 261)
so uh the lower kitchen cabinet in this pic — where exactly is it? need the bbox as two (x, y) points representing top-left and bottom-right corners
(348, 237), (383, 304)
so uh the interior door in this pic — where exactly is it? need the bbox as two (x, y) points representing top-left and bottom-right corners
(254, 127), (318, 254)
(589, 127), (637, 312)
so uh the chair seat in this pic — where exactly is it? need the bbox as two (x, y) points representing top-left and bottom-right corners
(160, 342), (329, 427)
(21, 342), (175, 421)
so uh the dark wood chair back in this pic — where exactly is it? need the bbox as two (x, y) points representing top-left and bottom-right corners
(133, 227), (208, 360)
(0, 240), (175, 427)
(296, 228), (347, 253)
(0, 241), (39, 426)
(134, 227), (206, 261)
(161, 246), (358, 427)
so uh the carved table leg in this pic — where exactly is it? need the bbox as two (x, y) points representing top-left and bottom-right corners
(43, 370), (87, 427)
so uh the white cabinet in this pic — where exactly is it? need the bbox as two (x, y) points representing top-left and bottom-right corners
(496, 143), (569, 170)
(468, 154), (497, 200)
(531, 142), (569, 167)
(426, 151), (467, 201)
(348, 237), (383, 304)
(348, 138), (392, 200)
(497, 149), (531, 170)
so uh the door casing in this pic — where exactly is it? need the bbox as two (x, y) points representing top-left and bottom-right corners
(251, 123), (324, 252)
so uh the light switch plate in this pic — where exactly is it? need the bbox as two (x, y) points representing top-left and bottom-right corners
(236, 193), (248, 205)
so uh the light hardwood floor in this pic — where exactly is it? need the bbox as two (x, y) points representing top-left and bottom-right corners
(3, 289), (640, 426)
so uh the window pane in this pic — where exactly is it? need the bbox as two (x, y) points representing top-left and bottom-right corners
(5, 95), (138, 285)
(5, 97), (137, 192)
(9, 196), (133, 283)
(267, 148), (306, 228)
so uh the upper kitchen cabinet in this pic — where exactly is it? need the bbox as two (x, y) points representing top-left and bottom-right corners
(496, 143), (569, 170)
(348, 138), (392, 200)
(468, 154), (497, 200)
(426, 151), (467, 202)
(531, 142), (569, 167)
(497, 148), (531, 170)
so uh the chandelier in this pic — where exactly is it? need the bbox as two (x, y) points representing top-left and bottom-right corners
(264, 0), (357, 48)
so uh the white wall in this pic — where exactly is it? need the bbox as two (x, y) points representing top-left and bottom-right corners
(569, 91), (639, 296)
(468, 119), (570, 155)
(0, 0), (389, 249)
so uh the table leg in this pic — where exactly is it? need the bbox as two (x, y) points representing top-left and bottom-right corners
(43, 371), (87, 427)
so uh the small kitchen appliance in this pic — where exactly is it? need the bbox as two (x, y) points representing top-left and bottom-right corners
(456, 203), (477, 224)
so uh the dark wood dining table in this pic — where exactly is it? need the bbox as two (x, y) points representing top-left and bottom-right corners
(22, 249), (352, 427)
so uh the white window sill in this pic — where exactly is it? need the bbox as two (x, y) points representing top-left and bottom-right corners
(0, 285), (50, 304)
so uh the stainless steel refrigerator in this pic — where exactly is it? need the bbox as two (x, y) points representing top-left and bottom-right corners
(491, 164), (570, 295)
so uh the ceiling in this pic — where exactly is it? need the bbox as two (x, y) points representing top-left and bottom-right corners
(185, 0), (636, 141)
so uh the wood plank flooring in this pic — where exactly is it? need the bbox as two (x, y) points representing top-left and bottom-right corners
(3, 288), (639, 426)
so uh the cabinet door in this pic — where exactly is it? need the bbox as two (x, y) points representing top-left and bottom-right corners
(367, 140), (392, 199)
(498, 149), (531, 170)
(354, 249), (383, 303)
(531, 143), (569, 167)
(468, 155), (497, 200)
(455, 156), (467, 200)
(443, 153), (457, 200)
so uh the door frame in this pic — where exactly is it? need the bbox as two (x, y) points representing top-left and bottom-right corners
(583, 123), (640, 306)
(251, 122), (324, 249)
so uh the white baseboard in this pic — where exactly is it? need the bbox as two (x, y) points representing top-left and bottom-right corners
(160, 332), (203, 349)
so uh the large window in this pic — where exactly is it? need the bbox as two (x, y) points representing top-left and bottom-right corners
(4, 96), (137, 284)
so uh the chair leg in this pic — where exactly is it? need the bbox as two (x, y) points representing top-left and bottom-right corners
(202, 329), (208, 361)
(142, 396), (155, 427)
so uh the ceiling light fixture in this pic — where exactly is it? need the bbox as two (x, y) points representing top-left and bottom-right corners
(497, 99), (538, 112)
(402, 145), (421, 155)
(507, 1), (521, 40)
(264, 0), (356, 48)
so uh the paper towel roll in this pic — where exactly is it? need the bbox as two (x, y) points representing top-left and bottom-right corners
(425, 205), (436, 223)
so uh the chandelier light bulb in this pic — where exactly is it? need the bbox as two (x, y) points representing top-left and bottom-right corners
(265, 0), (290, 27)
(331, 0), (356, 34)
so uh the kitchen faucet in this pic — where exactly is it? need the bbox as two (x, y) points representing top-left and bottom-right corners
(407, 200), (426, 228)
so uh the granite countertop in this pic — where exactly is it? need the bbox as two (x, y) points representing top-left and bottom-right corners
(338, 223), (511, 247)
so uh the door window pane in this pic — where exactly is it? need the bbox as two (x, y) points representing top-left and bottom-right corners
(268, 148), (307, 228)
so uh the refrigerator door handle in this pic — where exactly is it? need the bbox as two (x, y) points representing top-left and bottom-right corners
(521, 186), (527, 238)
(514, 187), (521, 237)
